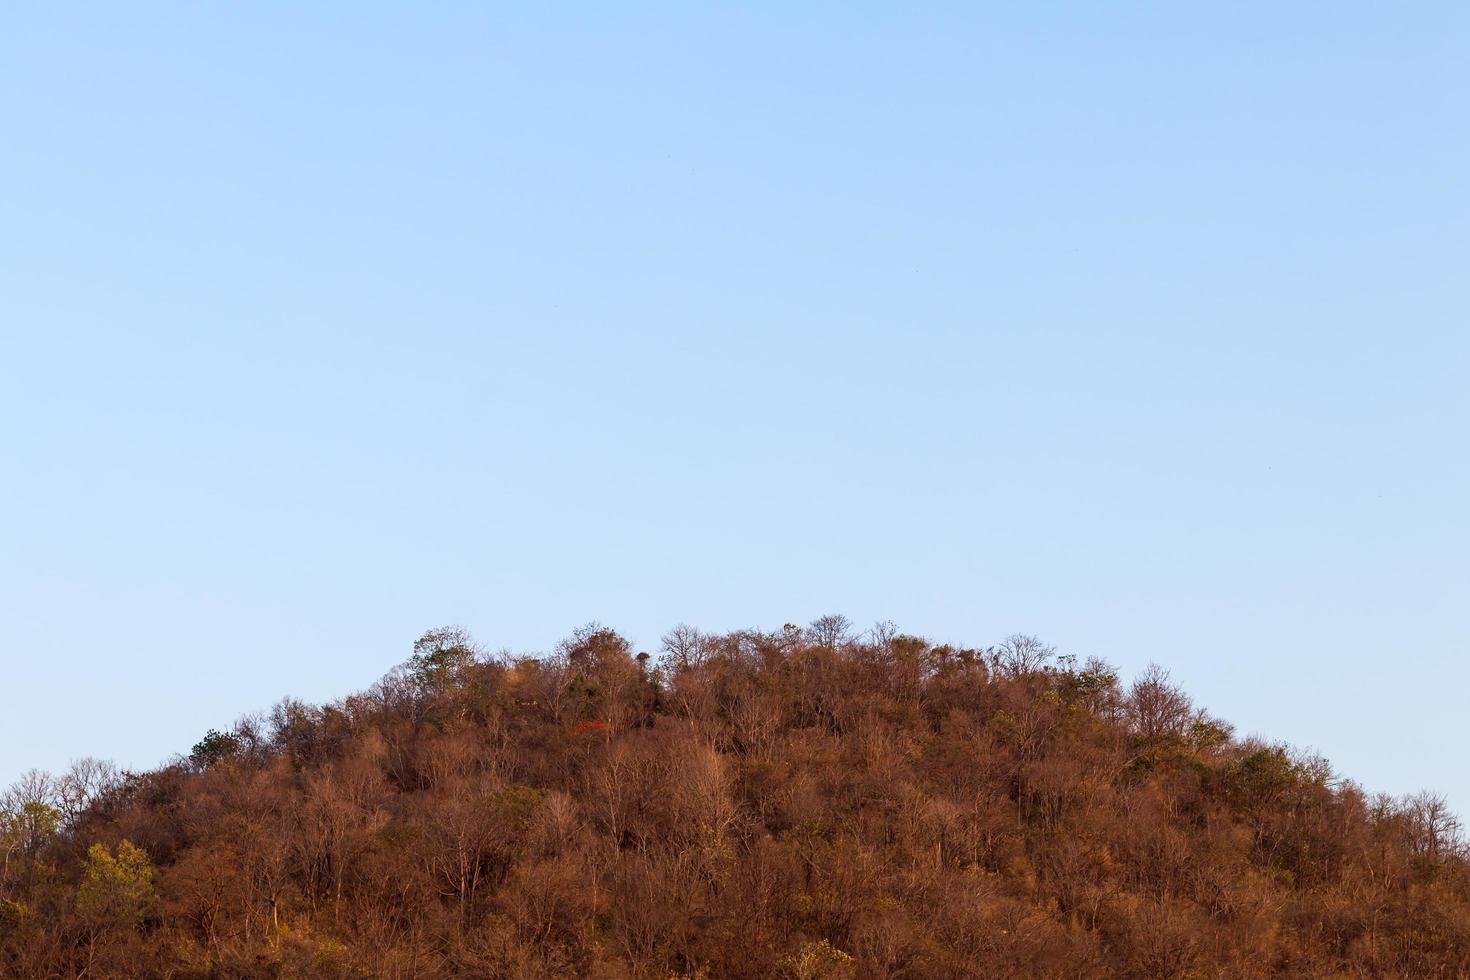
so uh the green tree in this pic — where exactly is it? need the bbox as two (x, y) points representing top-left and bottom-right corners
(190, 729), (243, 769)
(76, 840), (157, 929)
(406, 626), (478, 689)
(1, 800), (60, 878)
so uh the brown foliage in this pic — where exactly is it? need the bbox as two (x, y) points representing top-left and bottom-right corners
(3, 622), (1468, 978)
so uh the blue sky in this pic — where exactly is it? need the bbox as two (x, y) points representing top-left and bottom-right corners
(3, 4), (1466, 814)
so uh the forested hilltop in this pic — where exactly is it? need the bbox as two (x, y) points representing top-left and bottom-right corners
(3, 620), (1467, 979)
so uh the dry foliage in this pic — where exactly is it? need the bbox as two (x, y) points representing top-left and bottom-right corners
(2, 621), (1467, 978)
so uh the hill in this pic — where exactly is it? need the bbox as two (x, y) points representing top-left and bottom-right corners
(2, 620), (1467, 978)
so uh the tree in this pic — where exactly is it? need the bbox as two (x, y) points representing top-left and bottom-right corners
(560, 622), (634, 675)
(1, 802), (59, 880)
(406, 626), (478, 690)
(992, 633), (1055, 676)
(661, 623), (709, 671)
(1402, 790), (1463, 864)
(76, 840), (157, 928)
(55, 758), (120, 826)
(1126, 663), (1192, 742)
(190, 729), (243, 770)
(806, 614), (851, 649)
(1, 771), (60, 880)
(867, 620), (899, 648)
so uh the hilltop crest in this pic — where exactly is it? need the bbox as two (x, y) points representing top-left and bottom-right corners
(3, 620), (1466, 978)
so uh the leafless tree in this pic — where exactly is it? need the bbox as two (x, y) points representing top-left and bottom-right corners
(1402, 790), (1463, 862)
(807, 614), (852, 649)
(660, 623), (709, 670)
(867, 620), (900, 648)
(55, 757), (120, 826)
(993, 633), (1055, 676)
(1126, 663), (1193, 741)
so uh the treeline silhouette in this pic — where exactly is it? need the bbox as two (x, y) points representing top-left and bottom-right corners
(3, 619), (1467, 978)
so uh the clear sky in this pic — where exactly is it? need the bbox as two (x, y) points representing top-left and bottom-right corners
(2, 4), (1466, 815)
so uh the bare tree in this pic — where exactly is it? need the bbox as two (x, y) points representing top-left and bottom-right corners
(1126, 664), (1193, 742)
(993, 633), (1055, 676)
(55, 757), (121, 826)
(807, 614), (852, 649)
(867, 620), (900, 649)
(1402, 790), (1463, 862)
(660, 623), (709, 670)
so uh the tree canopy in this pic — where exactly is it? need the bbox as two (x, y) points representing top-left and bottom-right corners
(2, 619), (1466, 978)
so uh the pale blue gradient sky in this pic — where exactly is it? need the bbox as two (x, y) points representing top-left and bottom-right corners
(2, 4), (1466, 813)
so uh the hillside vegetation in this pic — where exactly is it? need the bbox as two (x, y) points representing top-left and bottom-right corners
(3, 620), (1467, 978)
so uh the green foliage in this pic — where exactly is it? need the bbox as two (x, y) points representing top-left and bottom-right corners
(189, 728), (242, 769)
(1189, 716), (1233, 751)
(76, 840), (157, 928)
(12, 801), (61, 843)
(1, 800), (61, 876)
(1230, 747), (1298, 803)
(1074, 664), (1117, 692)
(776, 939), (855, 980)
(406, 626), (478, 689)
